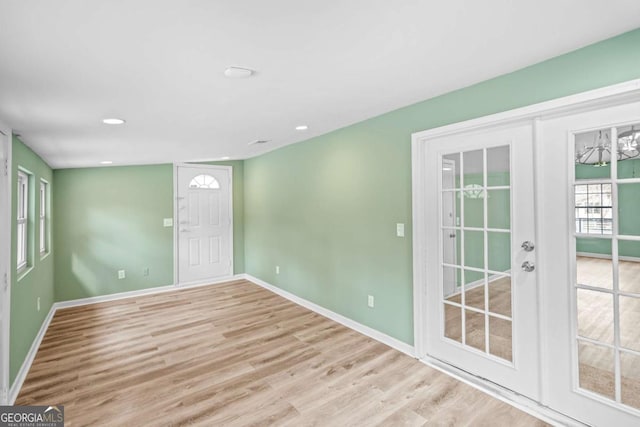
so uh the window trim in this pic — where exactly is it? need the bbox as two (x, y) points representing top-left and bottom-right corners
(16, 170), (28, 271)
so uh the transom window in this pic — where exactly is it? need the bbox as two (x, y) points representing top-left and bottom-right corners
(189, 174), (220, 189)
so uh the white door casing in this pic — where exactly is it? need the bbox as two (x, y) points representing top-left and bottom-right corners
(175, 164), (233, 285)
(416, 122), (540, 400)
(0, 123), (11, 404)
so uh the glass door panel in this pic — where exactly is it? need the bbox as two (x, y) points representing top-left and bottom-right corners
(423, 122), (538, 401)
(573, 125), (640, 413)
(441, 145), (513, 364)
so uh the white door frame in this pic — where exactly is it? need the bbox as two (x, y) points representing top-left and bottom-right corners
(0, 121), (12, 405)
(412, 78), (640, 423)
(173, 163), (233, 286)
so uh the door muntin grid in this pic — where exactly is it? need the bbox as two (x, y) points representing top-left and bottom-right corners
(440, 145), (514, 364)
(573, 123), (640, 412)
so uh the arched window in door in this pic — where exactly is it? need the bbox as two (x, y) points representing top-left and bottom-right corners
(189, 174), (220, 189)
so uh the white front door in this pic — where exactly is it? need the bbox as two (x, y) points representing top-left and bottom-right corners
(539, 100), (640, 426)
(418, 122), (540, 399)
(0, 126), (10, 404)
(176, 165), (233, 284)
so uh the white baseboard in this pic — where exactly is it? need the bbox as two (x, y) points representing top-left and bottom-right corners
(8, 304), (56, 404)
(243, 274), (415, 357)
(420, 356), (586, 427)
(9, 274), (245, 402)
(55, 274), (244, 310)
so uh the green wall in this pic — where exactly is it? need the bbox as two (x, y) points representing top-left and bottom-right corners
(53, 165), (174, 301)
(244, 28), (640, 345)
(53, 161), (245, 302)
(10, 136), (54, 385)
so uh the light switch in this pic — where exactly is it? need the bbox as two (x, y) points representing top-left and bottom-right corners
(396, 223), (405, 237)
(163, 218), (173, 227)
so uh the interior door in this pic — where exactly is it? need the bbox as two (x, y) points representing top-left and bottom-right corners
(540, 100), (640, 426)
(422, 122), (540, 399)
(0, 128), (9, 403)
(176, 165), (232, 284)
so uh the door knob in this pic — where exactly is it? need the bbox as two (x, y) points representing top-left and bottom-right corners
(521, 241), (535, 252)
(521, 261), (535, 272)
(449, 233), (456, 238)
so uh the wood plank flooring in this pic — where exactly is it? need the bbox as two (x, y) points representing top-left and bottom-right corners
(16, 280), (546, 426)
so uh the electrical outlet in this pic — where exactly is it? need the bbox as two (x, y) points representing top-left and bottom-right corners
(396, 223), (405, 237)
(143, 268), (149, 276)
(163, 218), (173, 227)
(367, 295), (374, 308)
(276, 265), (280, 275)
(118, 270), (126, 279)
(37, 297), (41, 312)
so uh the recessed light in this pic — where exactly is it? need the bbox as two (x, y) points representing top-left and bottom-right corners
(248, 139), (270, 145)
(220, 156), (230, 160)
(102, 118), (125, 125)
(295, 125), (308, 131)
(224, 67), (254, 79)
(100, 161), (113, 165)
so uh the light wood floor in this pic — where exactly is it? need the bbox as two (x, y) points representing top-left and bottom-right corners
(443, 257), (640, 410)
(16, 280), (546, 426)
(575, 256), (640, 408)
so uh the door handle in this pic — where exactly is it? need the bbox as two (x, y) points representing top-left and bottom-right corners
(521, 241), (535, 252)
(449, 233), (456, 238)
(521, 261), (535, 272)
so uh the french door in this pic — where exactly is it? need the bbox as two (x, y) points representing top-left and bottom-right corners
(418, 122), (540, 399)
(414, 84), (640, 426)
(540, 100), (640, 426)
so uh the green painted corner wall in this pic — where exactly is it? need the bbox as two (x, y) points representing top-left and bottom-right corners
(10, 136), (54, 386)
(53, 164), (174, 301)
(244, 28), (640, 345)
(53, 161), (245, 302)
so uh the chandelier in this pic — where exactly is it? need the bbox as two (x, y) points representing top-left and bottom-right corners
(576, 127), (640, 167)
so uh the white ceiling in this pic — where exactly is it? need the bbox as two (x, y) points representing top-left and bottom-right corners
(1, 1), (639, 169)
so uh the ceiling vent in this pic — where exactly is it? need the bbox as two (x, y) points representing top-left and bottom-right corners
(248, 139), (270, 146)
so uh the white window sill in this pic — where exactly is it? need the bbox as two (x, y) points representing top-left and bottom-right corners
(40, 251), (50, 261)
